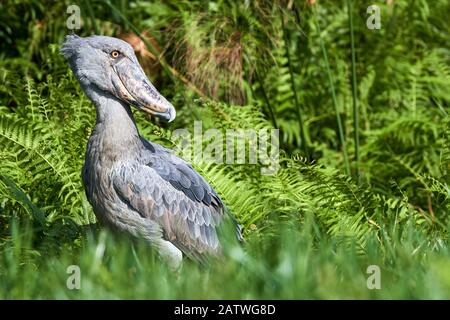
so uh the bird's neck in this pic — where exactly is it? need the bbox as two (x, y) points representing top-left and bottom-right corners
(84, 86), (142, 160)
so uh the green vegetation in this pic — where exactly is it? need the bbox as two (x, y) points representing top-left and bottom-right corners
(1, 0), (449, 299)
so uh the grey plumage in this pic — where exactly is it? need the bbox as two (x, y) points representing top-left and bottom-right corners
(62, 35), (238, 270)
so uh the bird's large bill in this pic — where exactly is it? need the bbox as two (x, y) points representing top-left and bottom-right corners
(113, 57), (176, 122)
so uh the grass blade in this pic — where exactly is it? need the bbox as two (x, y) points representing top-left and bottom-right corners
(313, 5), (350, 175)
(347, 0), (360, 179)
(280, 8), (308, 154)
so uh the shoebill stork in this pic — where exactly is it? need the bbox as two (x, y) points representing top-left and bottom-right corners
(61, 35), (240, 270)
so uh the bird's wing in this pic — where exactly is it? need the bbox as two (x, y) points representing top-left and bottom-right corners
(112, 144), (225, 262)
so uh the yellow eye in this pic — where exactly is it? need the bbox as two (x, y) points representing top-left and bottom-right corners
(111, 50), (120, 58)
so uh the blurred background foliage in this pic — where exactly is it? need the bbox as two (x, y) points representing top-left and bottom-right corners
(0, 0), (449, 298)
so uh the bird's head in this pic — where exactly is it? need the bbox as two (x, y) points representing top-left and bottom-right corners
(61, 34), (176, 122)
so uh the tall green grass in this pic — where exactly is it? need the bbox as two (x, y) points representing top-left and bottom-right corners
(1, 216), (449, 299)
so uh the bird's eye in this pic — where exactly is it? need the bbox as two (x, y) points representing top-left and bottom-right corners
(111, 50), (120, 58)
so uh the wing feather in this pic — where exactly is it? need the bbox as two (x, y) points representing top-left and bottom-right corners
(112, 148), (225, 261)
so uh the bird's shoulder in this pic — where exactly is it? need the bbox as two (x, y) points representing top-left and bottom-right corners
(138, 137), (224, 209)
